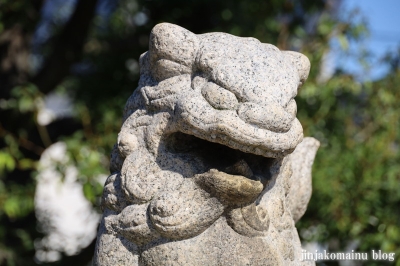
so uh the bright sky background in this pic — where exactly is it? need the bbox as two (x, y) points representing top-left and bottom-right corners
(32, 0), (400, 81)
(341, 0), (400, 80)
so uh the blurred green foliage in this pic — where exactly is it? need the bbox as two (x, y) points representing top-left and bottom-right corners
(0, 0), (399, 265)
(297, 51), (400, 266)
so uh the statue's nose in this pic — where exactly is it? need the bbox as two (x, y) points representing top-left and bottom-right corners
(236, 101), (295, 133)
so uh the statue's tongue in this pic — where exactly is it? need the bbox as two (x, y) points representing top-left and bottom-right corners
(194, 169), (264, 205)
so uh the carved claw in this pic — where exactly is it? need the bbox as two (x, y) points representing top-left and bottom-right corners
(111, 204), (160, 246)
(226, 204), (269, 237)
(149, 180), (224, 240)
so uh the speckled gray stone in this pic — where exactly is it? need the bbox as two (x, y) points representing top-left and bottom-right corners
(94, 23), (319, 266)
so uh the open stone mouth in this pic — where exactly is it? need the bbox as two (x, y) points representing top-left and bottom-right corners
(166, 132), (277, 204)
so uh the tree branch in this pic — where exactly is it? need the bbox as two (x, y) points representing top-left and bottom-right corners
(31, 0), (99, 94)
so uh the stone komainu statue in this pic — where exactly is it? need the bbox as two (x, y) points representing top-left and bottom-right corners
(94, 23), (319, 266)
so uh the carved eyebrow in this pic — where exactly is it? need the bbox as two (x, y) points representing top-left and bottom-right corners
(142, 74), (191, 110)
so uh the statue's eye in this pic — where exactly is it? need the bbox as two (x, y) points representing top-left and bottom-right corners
(201, 82), (238, 110)
(191, 75), (239, 110)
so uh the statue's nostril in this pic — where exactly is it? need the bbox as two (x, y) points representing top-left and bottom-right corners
(237, 102), (293, 133)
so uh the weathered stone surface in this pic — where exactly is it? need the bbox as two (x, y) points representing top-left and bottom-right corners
(94, 23), (319, 266)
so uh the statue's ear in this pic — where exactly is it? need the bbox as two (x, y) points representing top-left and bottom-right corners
(283, 51), (311, 85)
(286, 137), (319, 223)
(149, 23), (199, 80)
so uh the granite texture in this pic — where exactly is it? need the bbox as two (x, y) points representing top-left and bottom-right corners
(94, 23), (319, 266)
